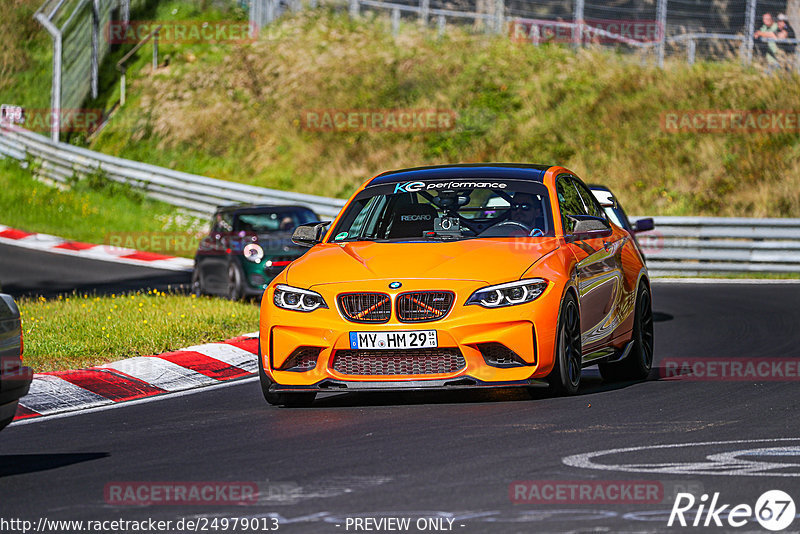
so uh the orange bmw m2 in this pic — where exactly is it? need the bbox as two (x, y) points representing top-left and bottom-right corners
(258, 164), (653, 406)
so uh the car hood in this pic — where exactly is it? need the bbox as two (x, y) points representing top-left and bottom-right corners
(285, 238), (560, 287)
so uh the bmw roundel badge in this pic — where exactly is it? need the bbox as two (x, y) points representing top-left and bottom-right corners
(389, 281), (402, 289)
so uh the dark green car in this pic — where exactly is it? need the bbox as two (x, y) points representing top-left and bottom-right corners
(192, 204), (319, 299)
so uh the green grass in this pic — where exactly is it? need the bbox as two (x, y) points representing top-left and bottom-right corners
(18, 290), (259, 372)
(0, 157), (204, 257)
(89, 9), (800, 218)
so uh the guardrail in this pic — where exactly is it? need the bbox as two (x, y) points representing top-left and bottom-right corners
(2, 126), (800, 275)
(0, 126), (345, 219)
(640, 217), (800, 274)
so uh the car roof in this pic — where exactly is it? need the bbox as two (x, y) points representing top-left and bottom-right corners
(215, 204), (316, 215)
(368, 163), (551, 187)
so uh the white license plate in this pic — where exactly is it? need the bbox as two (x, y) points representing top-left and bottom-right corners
(349, 330), (437, 350)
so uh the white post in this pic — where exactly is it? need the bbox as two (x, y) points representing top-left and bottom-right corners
(36, 13), (62, 142)
(437, 14), (446, 37)
(392, 7), (400, 36)
(420, 0), (429, 26)
(120, 72), (126, 106)
(743, 0), (757, 65)
(687, 38), (695, 65)
(656, 0), (668, 67)
(494, 0), (504, 34)
(573, 0), (584, 47)
(349, 0), (359, 18)
(91, 0), (100, 99)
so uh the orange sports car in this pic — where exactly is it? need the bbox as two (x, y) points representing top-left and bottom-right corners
(258, 164), (653, 406)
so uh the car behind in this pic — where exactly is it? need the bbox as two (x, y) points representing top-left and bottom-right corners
(0, 293), (32, 431)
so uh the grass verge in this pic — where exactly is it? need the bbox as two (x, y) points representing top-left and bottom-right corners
(0, 157), (204, 257)
(90, 9), (800, 218)
(18, 290), (259, 373)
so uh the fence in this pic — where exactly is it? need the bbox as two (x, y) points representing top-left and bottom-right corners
(250, 0), (800, 68)
(2, 125), (800, 275)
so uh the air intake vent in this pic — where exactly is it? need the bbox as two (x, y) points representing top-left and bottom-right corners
(278, 347), (321, 372)
(331, 348), (466, 375)
(396, 291), (454, 322)
(477, 342), (529, 367)
(337, 293), (391, 323)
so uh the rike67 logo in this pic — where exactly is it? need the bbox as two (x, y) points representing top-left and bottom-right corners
(668, 490), (796, 531)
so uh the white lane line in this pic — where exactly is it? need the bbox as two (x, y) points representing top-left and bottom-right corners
(99, 357), (217, 391)
(183, 343), (258, 373)
(19, 375), (113, 415)
(9, 377), (260, 427)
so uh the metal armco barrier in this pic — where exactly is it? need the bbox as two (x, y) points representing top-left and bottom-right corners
(2, 126), (800, 275)
(0, 126), (345, 219)
(639, 217), (800, 274)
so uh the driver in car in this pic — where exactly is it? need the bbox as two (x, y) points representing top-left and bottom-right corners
(507, 192), (545, 236)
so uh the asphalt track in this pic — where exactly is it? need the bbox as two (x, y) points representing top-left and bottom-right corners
(0, 243), (191, 298)
(2, 282), (800, 533)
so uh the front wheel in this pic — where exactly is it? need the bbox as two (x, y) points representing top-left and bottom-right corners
(191, 268), (203, 297)
(598, 282), (654, 382)
(546, 293), (582, 396)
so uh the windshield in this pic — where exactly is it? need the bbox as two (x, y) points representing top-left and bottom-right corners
(234, 209), (317, 233)
(331, 180), (554, 242)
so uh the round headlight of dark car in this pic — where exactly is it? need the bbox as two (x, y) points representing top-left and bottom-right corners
(243, 243), (264, 263)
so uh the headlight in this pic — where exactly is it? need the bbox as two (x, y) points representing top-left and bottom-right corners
(465, 279), (548, 308)
(243, 243), (264, 263)
(273, 284), (328, 312)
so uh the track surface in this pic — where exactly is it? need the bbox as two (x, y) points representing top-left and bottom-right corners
(0, 243), (190, 297)
(1, 282), (800, 533)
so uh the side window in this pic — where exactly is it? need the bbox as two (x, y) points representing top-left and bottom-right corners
(572, 179), (605, 219)
(556, 176), (587, 233)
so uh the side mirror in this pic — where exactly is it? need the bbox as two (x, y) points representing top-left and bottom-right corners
(291, 221), (331, 247)
(566, 216), (612, 242)
(632, 218), (654, 233)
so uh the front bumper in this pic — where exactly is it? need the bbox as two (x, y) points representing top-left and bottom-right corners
(268, 377), (550, 392)
(260, 279), (563, 388)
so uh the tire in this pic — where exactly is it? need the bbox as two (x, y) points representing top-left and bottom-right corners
(0, 414), (14, 432)
(546, 292), (582, 396)
(598, 282), (654, 382)
(191, 268), (203, 297)
(257, 339), (316, 407)
(227, 263), (244, 301)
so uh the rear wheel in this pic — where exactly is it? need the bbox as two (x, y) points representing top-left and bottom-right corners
(257, 339), (316, 407)
(598, 282), (654, 382)
(546, 293), (582, 396)
(227, 263), (244, 301)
